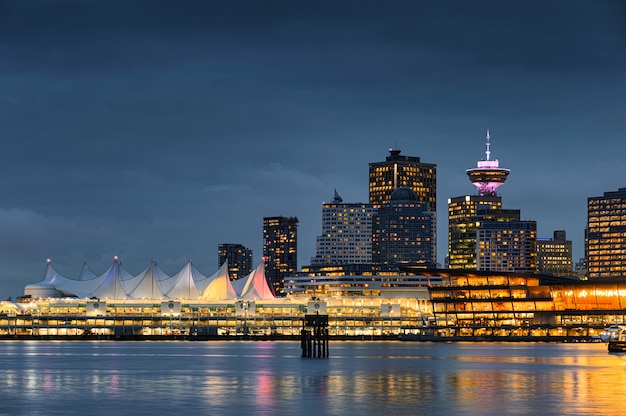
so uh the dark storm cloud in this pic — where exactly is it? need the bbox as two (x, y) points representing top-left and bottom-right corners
(0, 0), (625, 298)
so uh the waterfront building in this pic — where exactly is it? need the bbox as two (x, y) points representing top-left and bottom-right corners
(372, 187), (436, 268)
(369, 148), (436, 211)
(420, 268), (626, 340)
(263, 216), (298, 295)
(586, 187), (626, 278)
(218, 243), (253, 280)
(310, 190), (375, 266)
(11, 259), (437, 339)
(536, 230), (573, 277)
(9, 258), (626, 341)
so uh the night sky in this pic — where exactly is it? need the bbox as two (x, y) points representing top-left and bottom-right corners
(1, 1), (625, 299)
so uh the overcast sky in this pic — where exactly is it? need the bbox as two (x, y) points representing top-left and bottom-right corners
(1, 1), (625, 299)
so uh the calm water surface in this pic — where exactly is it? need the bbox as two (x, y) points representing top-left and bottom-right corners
(1, 340), (625, 415)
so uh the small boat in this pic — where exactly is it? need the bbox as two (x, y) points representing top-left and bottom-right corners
(608, 326), (626, 352)
(599, 324), (620, 342)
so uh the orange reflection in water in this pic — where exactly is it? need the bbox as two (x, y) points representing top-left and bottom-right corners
(449, 344), (626, 415)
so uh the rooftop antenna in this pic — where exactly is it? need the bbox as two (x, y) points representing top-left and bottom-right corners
(485, 129), (491, 161)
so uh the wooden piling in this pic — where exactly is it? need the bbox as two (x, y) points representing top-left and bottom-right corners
(301, 314), (329, 358)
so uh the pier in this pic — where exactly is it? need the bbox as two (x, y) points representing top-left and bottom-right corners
(301, 314), (329, 357)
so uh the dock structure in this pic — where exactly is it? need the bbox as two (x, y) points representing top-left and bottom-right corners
(301, 314), (329, 358)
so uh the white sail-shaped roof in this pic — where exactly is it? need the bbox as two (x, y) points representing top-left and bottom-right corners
(237, 263), (275, 300)
(161, 260), (202, 299)
(200, 261), (237, 300)
(37, 262), (100, 298)
(232, 274), (247, 298)
(25, 259), (280, 301)
(78, 262), (97, 281)
(24, 262), (75, 298)
(40, 262), (74, 286)
(88, 261), (133, 299)
(123, 260), (170, 299)
(193, 262), (216, 293)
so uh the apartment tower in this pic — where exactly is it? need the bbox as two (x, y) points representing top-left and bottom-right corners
(262, 216), (298, 295)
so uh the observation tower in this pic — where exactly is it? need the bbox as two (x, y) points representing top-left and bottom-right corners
(466, 130), (510, 196)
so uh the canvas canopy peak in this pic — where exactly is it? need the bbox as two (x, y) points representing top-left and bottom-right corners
(24, 258), (275, 301)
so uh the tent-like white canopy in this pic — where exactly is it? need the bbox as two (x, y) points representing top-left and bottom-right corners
(24, 259), (275, 301)
(200, 262), (237, 300)
(234, 263), (275, 300)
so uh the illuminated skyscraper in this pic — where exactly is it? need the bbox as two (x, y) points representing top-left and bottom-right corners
(475, 208), (537, 273)
(372, 187), (436, 268)
(218, 243), (253, 280)
(448, 131), (511, 269)
(536, 230), (573, 277)
(369, 148), (436, 210)
(263, 216), (298, 295)
(310, 190), (375, 266)
(448, 195), (502, 268)
(586, 188), (626, 278)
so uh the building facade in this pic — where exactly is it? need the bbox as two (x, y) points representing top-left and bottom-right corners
(372, 187), (436, 268)
(476, 211), (537, 273)
(424, 268), (626, 340)
(10, 267), (626, 341)
(536, 230), (573, 277)
(369, 148), (436, 211)
(263, 216), (298, 295)
(448, 195), (502, 269)
(218, 243), (253, 280)
(587, 188), (626, 278)
(310, 190), (375, 266)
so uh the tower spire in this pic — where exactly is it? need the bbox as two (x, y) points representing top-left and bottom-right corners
(466, 131), (510, 196)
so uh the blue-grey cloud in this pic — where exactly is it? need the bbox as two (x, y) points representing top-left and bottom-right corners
(0, 0), (625, 298)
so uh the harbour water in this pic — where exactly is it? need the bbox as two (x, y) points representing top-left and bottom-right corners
(1, 341), (626, 416)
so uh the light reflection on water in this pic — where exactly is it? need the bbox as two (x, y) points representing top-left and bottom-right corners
(1, 341), (626, 415)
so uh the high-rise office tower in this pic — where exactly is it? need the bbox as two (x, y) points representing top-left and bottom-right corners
(536, 230), (573, 276)
(475, 207), (537, 273)
(218, 243), (253, 280)
(448, 131), (510, 269)
(586, 188), (626, 278)
(372, 187), (436, 268)
(369, 148), (436, 211)
(263, 216), (298, 295)
(310, 190), (375, 266)
(448, 195), (502, 268)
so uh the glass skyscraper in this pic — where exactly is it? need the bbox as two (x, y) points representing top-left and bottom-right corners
(448, 195), (502, 269)
(586, 188), (626, 278)
(263, 216), (298, 296)
(372, 187), (436, 268)
(369, 148), (436, 211)
(218, 243), (253, 280)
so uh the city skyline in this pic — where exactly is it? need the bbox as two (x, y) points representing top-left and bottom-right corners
(1, 1), (625, 298)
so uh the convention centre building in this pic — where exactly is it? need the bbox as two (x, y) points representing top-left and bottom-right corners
(2, 259), (626, 341)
